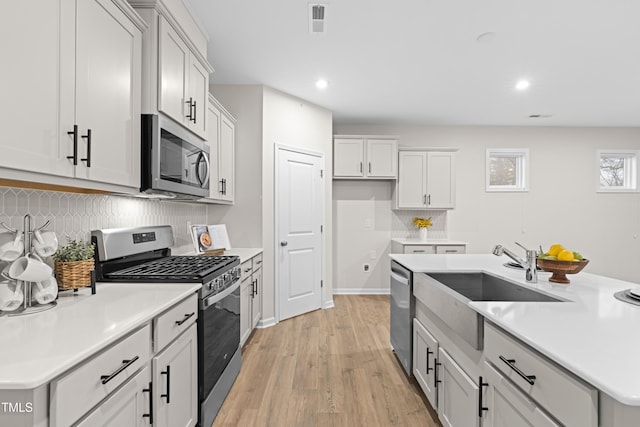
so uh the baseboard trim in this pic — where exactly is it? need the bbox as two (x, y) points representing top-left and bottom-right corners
(257, 317), (277, 329)
(323, 299), (335, 309)
(333, 288), (391, 295)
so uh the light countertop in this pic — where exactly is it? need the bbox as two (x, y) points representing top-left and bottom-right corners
(390, 253), (640, 406)
(0, 282), (201, 390)
(392, 238), (468, 245)
(224, 248), (263, 263)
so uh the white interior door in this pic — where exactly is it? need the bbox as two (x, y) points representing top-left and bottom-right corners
(276, 146), (324, 321)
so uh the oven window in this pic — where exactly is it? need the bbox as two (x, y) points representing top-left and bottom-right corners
(160, 129), (207, 189)
(199, 285), (241, 399)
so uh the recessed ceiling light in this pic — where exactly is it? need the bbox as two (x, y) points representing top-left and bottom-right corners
(515, 80), (530, 90)
(316, 79), (328, 89)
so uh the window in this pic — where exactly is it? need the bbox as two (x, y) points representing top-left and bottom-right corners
(486, 148), (529, 192)
(598, 150), (639, 192)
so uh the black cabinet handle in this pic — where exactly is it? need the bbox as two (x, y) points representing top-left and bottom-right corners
(192, 100), (197, 123)
(185, 97), (193, 121)
(220, 178), (226, 195)
(100, 356), (139, 384)
(360, 162), (363, 173)
(67, 125), (78, 165)
(426, 348), (433, 373)
(423, 194), (427, 205)
(427, 194), (431, 205)
(161, 365), (171, 403)
(499, 355), (536, 385)
(254, 279), (258, 296)
(175, 312), (195, 326)
(434, 360), (442, 387)
(81, 129), (91, 167)
(478, 376), (489, 417)
(143, 381), (153, 424)
(368, 162), (371, 173)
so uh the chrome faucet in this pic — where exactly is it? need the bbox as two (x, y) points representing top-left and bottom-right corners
(493, 243), (538, 283)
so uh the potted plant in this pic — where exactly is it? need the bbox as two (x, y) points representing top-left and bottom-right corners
(413, 217), (432, 241)
(53, 238), (95, 290)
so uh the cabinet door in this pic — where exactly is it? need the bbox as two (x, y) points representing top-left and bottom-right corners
(251, 267), (262, 329)
(188, 57), (209, 138)
(75, 0), (141, 187)
(482, 362), (560, 427)
(158, 16), (189, 126)
(413, 319), (438, 409)
(0, 1), (74, 178)
(240, 277), (252, 346)
(366, 139), (397, 178)
(334, 139), (364, 177)
(397, 151), (427, 208)
(426, 152), (455, 209)
(76, 366), (152, 427)
(437, 347), (479, 427)
(153, 324), (197, 427)
(218, 114), (235, 202)
(207, 100), (222, 200)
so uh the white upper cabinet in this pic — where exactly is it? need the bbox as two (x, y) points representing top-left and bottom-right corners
(333, 136), (397, 179)
(395, 149), (456, 209)
(204, 95), (235, 204)
(158, 16), (208, 138)
(1, 0), (144, 190)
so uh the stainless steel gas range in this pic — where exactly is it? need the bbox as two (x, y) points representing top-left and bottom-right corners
(91, 225), (241, 427)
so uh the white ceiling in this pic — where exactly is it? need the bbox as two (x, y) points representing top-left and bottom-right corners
(184, 0), (640, 127)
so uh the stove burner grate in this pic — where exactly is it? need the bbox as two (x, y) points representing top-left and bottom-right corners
(108, 256), (236, 278)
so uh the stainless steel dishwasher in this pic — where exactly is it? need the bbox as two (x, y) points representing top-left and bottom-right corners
(390, 260), (413, 376)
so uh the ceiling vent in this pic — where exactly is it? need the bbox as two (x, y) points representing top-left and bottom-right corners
(309, 4), (327, 33)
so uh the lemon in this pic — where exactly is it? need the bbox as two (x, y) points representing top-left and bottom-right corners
(557, 250), (575, 261)
(548, 244), (564, 257)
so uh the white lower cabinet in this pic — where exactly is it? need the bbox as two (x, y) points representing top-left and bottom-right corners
(152, 324), (198, 427)
(240, 252), (264, 346)
(413, 318), (438, 408)
(437, 347), (479, 427)
(76, 366), (152, 427)
(482, 362), (559, 427)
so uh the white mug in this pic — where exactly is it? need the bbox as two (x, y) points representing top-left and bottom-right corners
(33, 230), (59, 258)
(0, 232), (24, 262)
(9, 253), (52, 282)
(32, 277), (58, 305)
(0, 279), (23, 312)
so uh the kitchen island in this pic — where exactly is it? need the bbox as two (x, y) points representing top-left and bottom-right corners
(0, 282), (200, 426)
(391, 253), (640, 426)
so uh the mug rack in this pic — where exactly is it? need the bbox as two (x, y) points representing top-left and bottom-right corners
(0, 214), (57, 316)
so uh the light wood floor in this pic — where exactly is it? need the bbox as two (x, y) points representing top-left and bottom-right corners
(212, 295), (441, 427)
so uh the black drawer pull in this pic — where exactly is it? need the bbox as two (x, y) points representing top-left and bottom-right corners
(175, 312), (195, 326)
(161, 365), (171, 403)
(100, 356), (139, 384)
(434, 360), (442, 387)
(142, 381), (153, 424)
(426, 348), (433, 373)
(499, 355), (536, 385)
(478, 376), (489, 417)
(80, 128), (91, 167)
(67, 124), (78, 165)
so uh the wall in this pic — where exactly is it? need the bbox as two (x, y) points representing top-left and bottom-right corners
(210, 85), (334, 326)
(334, 125), (640, 285)
(0, 186), (207, 255)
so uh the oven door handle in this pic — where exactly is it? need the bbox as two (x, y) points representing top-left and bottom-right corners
(202, 277), (241, 309)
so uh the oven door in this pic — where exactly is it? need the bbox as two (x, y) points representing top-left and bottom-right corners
(198, 278), (241, 402)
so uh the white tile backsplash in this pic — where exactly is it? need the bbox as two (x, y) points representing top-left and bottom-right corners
(391, 210), (447, 239)
(0, 187), (207, 254)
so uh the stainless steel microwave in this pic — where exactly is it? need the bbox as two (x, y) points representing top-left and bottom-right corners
(141, 113), (210, 199)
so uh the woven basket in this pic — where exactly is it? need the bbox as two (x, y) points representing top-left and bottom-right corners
(55, 258), (95, 290)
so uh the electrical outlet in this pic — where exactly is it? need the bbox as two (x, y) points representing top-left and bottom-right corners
(363, 264), (370, 272)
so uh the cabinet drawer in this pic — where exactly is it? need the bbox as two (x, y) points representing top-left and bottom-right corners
(435, 245), (465, 254)
(252, 253), (263, 271)
(51, 324), (151, 427)
(154, 293), (198, 353)
(484, 322), (597, 427)
(240, 259), (253, 281)
(403, 245), (436, 254)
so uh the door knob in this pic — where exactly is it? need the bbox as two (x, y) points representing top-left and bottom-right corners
(280, 241), (288, 246)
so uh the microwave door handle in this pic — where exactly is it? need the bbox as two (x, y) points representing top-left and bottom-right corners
(195, 152), (210, 188)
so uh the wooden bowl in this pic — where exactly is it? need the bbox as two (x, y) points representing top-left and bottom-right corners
(536, 258), (589, 284)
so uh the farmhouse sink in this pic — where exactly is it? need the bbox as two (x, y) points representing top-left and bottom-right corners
(414, 272), (563, 350)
